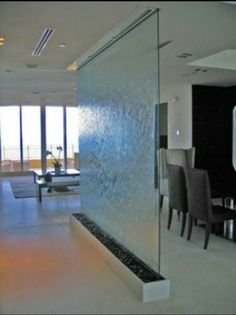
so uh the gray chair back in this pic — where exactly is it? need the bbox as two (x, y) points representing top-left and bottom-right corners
(159, 148), (195, 197)
(184, 168), (212, 222)
(167, 164), (188, 213)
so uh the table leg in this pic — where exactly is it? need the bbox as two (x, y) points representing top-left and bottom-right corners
(39, 185), (42, 202)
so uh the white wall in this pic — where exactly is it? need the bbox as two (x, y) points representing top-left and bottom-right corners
(160, 84), (192, 149)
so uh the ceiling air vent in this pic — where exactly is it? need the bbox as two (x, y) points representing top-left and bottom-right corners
(26, 64), (38, 69)
(32, 27), (55, 56)
(181, 68), (209, 77)
(177, 53), (193, 58)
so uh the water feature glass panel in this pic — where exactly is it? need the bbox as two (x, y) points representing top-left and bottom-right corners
(78, 11), (160, 271)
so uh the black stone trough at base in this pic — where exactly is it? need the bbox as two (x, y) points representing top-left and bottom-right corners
(70, 213), (170, 302)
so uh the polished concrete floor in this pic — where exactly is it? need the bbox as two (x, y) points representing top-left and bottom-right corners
(0, 176), (236, 314)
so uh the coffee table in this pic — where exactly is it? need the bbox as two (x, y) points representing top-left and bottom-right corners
(33, 168), (80, 183)
(33, 169), (80, 202)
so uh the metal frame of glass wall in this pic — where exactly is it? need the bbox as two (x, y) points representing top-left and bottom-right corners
(0, 104), (78, 175)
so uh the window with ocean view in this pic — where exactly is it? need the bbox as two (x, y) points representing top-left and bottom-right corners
(22, 106), (41, 170)
(66, 107), (79, 168)
(0, 105), (79, 173)
(46, 106), (64, 169)
(0, 106), (21, 172)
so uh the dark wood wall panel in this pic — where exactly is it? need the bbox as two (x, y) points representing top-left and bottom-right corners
(192, 85), (236, 192)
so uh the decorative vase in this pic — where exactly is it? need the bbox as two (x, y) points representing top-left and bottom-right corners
(54, 165), (61, 174)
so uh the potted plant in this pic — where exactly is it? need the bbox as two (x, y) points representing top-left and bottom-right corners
(46, 146), (63, 174)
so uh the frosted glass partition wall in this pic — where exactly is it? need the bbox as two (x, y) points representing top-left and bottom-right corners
(78, 11), (160, 271)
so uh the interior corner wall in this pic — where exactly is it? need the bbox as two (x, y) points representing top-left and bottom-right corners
(160, 84), (192, 149)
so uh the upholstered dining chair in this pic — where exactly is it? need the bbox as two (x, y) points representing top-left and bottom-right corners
(184, 168), (236, 250)
(159, 147), (195, 208)
(166, 164), (188, 237)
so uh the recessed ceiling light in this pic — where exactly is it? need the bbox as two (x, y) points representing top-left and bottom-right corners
(67, 62), (77, 71)
(73, 87), (77, 90)
(0, 37), (5, 47)
(59, 43), (66, 48)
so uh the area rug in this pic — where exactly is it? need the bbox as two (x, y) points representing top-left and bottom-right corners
(9, 178), (80, 199)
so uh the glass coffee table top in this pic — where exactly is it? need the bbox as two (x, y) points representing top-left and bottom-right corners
(33, 168), (80, 176)
(33, 169), (80, 182)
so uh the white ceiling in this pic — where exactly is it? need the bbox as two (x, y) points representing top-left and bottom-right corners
(0, 1), (236, 106)
(188, 49), (236, 71)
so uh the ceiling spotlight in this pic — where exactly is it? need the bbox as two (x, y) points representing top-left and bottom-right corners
(0, 37), (5, 45)
(67, 62), (77, 71)
(73, 87), (77, 91)
(59, 43), (66, 48)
